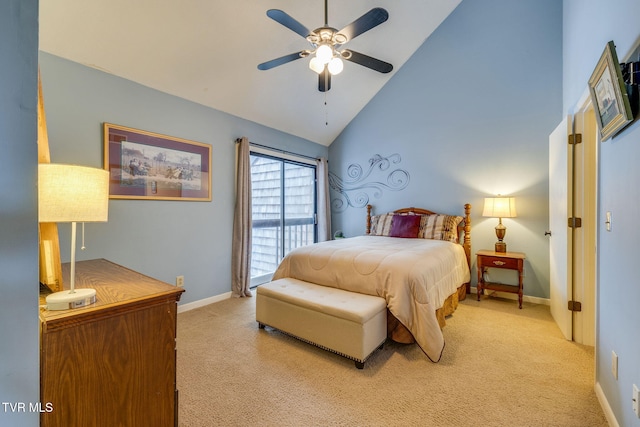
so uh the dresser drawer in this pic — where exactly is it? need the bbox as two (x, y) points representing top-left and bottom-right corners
(481, 256), (519, 269)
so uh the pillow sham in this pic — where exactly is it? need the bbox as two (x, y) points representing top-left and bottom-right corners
(419, 214), (463, 243)
(369, 213), (394, 236)
(389, 214), (421, 238)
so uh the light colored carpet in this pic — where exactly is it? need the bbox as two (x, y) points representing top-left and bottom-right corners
(176, 295), (607, 427)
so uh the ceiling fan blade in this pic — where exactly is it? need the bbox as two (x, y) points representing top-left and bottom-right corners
(318, 68), (331, 92)
(342, 50), (393, 74)
(258, 52), (305, 71)
(337, 8), (388, 42)
(266, 9), (312, 39)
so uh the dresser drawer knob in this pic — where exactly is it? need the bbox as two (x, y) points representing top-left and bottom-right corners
(493, 260), (506, 266)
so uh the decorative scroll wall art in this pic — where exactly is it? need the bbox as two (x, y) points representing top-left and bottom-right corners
(329, 153), (410, 212)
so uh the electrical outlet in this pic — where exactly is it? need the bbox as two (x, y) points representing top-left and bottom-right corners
(611, 351), (618, 380)
(176, 275), (184, 287)
(633, 384), (639, 418)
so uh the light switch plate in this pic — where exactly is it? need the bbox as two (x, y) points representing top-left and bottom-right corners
(633, 384), (639, 418)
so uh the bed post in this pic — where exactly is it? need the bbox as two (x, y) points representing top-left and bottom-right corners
(366, 204), (372, 235)
(463, 203), (472, 276)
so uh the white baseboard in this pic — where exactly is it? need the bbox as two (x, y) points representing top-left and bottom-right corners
(471, 287), (550, 306)
(181, 289), (547, 314)
(177, 291), (232, 313)
(595, 381), (619, 427)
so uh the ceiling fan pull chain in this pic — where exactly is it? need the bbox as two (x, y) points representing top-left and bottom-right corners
(325, 92), (329, 126)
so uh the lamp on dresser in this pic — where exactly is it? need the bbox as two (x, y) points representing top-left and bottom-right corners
(38, 164), (109, 310)
(482, 196), (517, 253)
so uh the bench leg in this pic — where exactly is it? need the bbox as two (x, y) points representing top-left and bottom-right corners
(355, 361), (365, 369)
(258, 322), (265, 329)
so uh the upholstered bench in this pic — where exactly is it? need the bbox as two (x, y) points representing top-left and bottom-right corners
(256, 278), (387, 369)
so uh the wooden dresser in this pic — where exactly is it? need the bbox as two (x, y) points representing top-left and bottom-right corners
(39, 259), (184, 427)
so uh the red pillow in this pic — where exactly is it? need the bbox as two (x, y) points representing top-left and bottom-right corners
(389, 214), (421, 238)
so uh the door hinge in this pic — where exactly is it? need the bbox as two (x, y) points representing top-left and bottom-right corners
(568, 300), (582, 312)
(568, 133), (582, 144)
(568, 217), (582, 228)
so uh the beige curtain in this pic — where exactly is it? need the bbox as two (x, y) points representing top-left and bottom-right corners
(316, 157), (332, 242)
(231, 137), (252, 297)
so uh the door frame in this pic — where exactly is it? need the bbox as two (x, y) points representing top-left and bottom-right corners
(571, 90), (598, 346)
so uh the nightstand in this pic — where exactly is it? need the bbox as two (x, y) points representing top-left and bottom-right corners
(476, 250), (526, 309)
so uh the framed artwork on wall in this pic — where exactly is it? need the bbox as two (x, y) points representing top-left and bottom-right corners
(588, 41), (633, 142)
(103, 123), (211, 201)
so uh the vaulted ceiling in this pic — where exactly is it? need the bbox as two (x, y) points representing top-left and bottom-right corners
(39, 0), (462, 146)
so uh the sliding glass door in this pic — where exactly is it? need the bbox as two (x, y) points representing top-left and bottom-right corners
(250, 153), (316, 285)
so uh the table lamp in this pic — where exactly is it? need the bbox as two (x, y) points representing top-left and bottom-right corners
(482, 197), (517, 253)
(38, 164), (109, 310)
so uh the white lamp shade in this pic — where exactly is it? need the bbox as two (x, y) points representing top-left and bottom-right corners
(38, 164), (109, 223)
(327, 57), (344, 75)
(315, 44), (333, 64)
(482, 197), (517, 218)
(309, 57), (325, 74)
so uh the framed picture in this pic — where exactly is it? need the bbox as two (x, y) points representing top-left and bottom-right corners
(104, 123), (211, 201)
(588, 41), (633, 141)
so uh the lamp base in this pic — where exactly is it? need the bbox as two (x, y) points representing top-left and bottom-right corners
(46, 288), (96, 311)
(495, 241), (507, 253)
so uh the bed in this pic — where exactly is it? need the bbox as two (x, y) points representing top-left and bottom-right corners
(271, 204), (471, 362)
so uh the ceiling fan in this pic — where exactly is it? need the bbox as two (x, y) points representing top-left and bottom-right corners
(258, 0), (393, 92)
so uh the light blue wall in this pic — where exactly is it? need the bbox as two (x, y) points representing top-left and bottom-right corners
(6, 1), (638, 425)
(39, 52), (328, 305)
(564, 1), (640, 425)
(0, 1), (40, 426)
(328, 0), (562, 299)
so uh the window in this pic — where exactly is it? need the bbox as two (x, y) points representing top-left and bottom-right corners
(250, 153), (317, 285)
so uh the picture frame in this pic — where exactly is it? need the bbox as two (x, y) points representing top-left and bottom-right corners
(104, 123), (211, 201)
(588, 41), (633, 141)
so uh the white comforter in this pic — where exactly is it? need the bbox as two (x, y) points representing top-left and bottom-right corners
(272, 235), (471, 362)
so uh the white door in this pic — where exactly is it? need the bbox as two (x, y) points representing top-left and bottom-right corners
(549, 117), (572, 340)
(548, 101), (597, 345)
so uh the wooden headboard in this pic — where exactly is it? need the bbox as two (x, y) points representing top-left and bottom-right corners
(365, 204), (472, 270)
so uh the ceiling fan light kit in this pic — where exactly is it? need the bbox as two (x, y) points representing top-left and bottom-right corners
(258, 0), (393, 92)
(308, 45), (343, 75)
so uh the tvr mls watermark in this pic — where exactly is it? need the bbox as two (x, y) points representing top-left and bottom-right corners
(2, 402), (53, 413)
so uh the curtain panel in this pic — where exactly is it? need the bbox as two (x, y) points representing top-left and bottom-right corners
(231, 137), (252, 297)
(317, 157), (331, 242)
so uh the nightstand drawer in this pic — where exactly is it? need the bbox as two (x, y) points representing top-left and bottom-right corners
(481, 256), (519, 269)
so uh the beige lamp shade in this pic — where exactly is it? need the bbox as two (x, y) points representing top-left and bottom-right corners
(38, 164), (109, 310)
(482, 197), (517, 218)
(38, 164), (109, 223)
